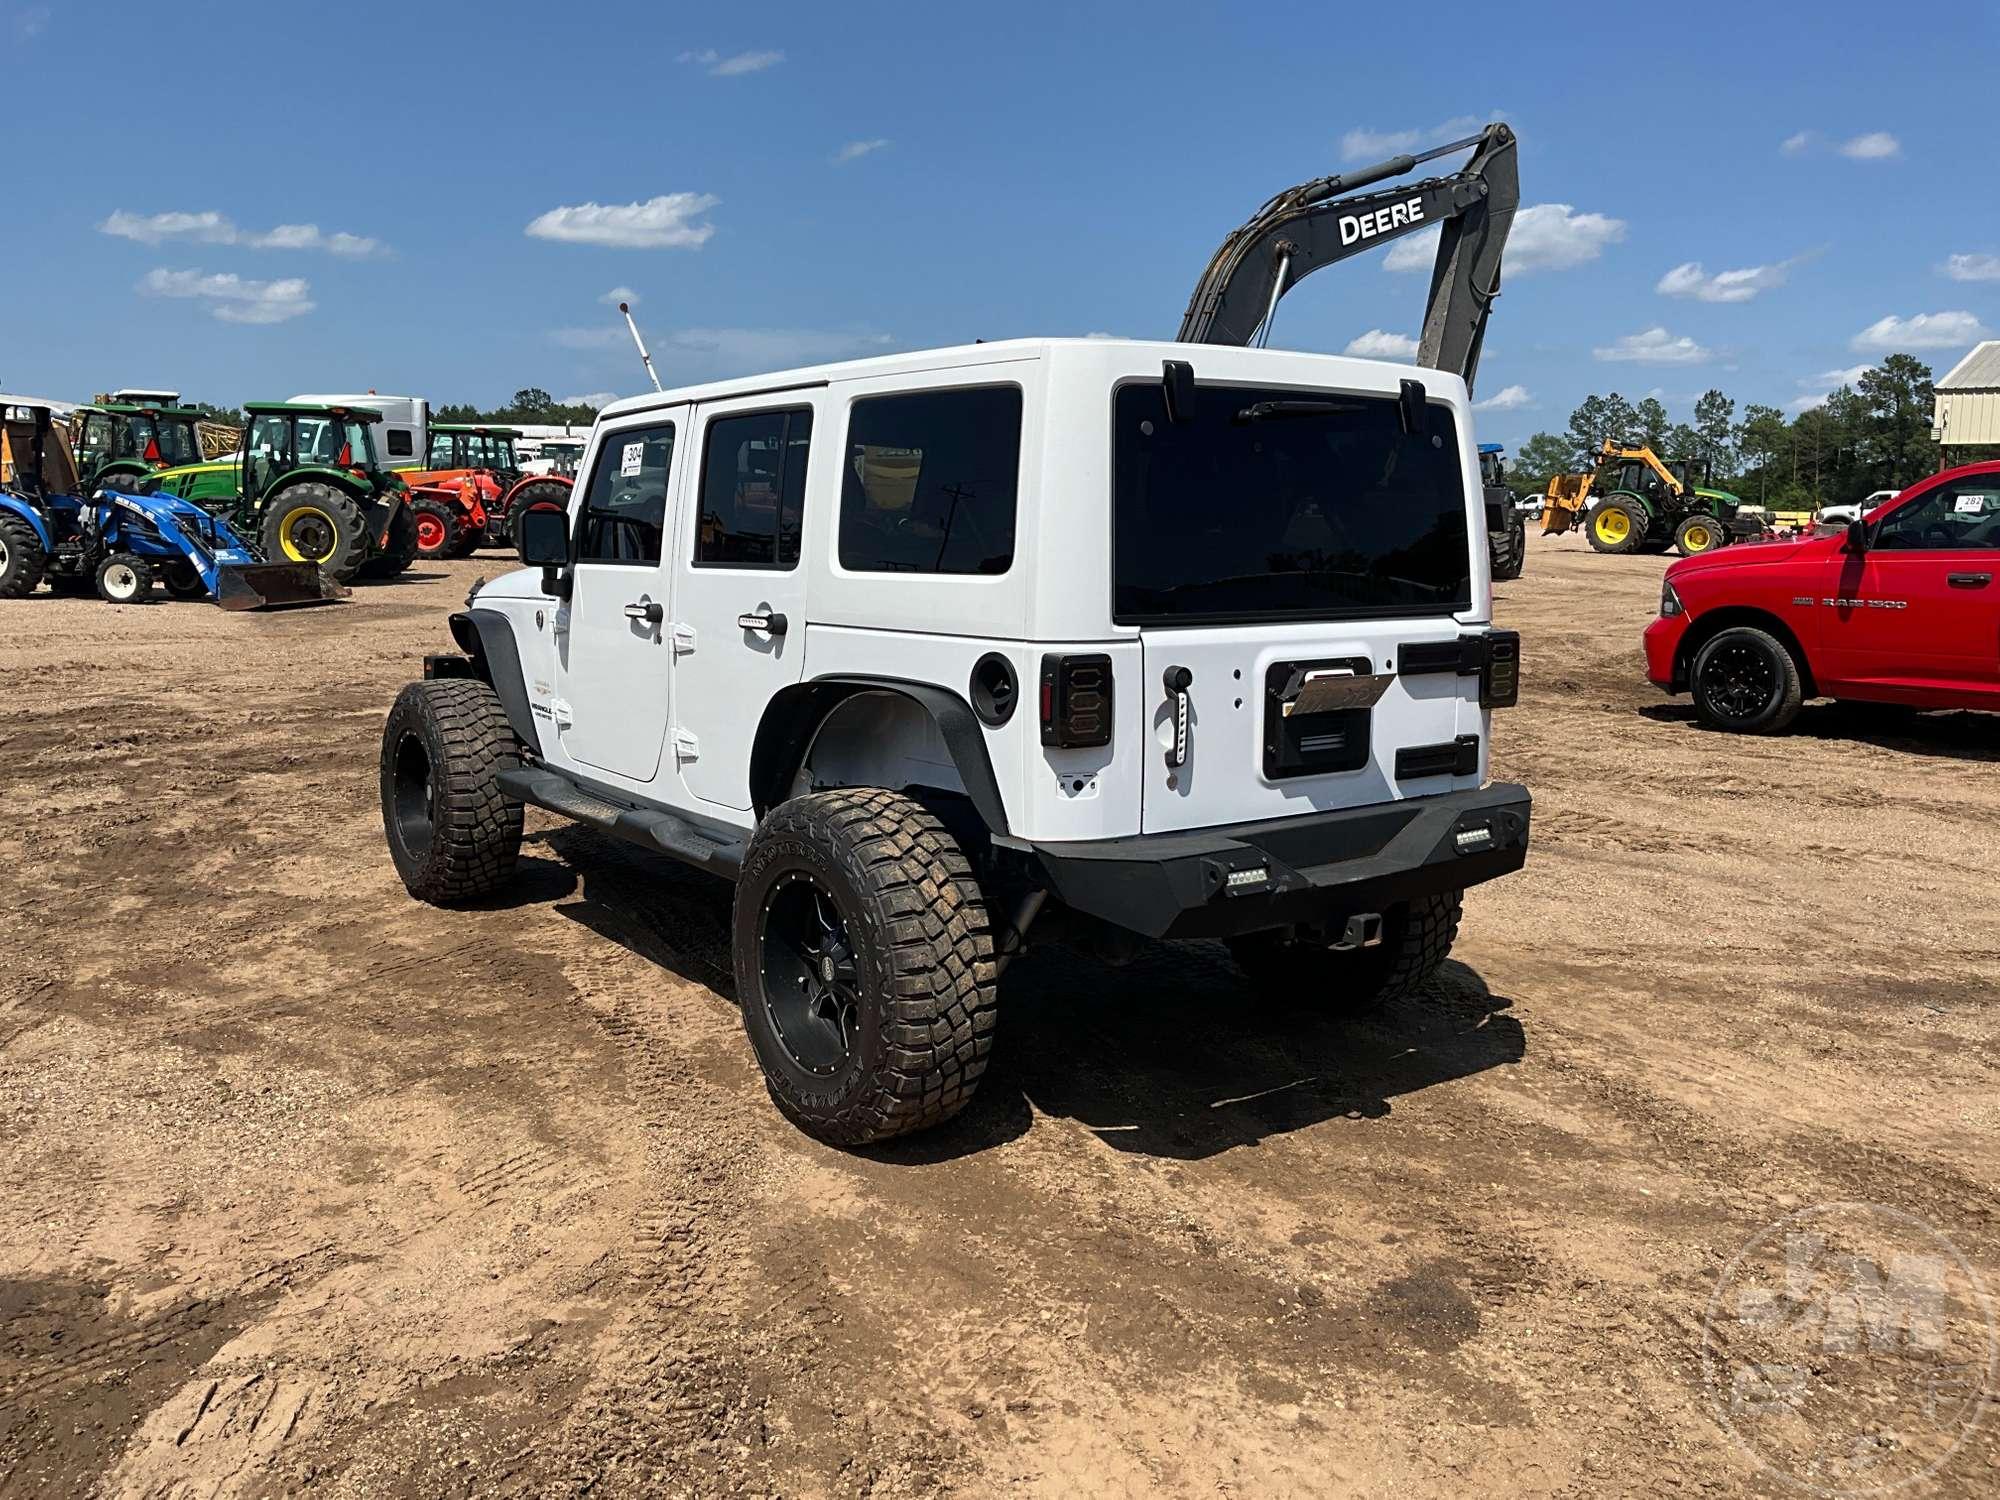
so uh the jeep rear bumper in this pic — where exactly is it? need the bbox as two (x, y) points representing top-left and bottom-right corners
(1029, 783), (1531, 941)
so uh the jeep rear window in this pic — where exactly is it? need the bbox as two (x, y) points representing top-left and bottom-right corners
(1113, 382), (1470, 624)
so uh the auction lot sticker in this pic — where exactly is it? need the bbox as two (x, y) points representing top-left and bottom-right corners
(1702, 1201), (1996, 1494)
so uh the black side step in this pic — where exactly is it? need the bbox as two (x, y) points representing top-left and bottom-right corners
(497, 766), (744, 879)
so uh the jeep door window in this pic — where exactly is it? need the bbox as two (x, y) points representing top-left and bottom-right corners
(838, 386), (1021, 575)
(577, 423), (675, 563)
(695, 408), (812, 570)
(1872, 482), (2000, 550)
(1113, 382), (1470, 623)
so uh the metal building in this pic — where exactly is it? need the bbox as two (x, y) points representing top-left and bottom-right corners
(1933, 341), (2000, 448)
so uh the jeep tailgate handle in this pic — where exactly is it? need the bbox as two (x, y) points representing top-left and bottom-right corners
(623, 599), (664, 623)
(738, 610), (788, 637)
(1163, 665), (1193, 768)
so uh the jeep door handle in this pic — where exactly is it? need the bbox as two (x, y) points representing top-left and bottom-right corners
(623, 600), (664, 623)
(1947, 572), (1992, 588)
(1162, 665), (1193, 768)
(737, 610), (788, 637)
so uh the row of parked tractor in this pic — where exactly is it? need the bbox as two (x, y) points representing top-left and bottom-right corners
(0, 393), (575, 610)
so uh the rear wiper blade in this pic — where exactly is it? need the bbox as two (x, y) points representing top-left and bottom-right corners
(1233, 398), (1363, 423)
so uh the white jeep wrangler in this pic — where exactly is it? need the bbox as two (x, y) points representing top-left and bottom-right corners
(380, 336), (1530, 1144)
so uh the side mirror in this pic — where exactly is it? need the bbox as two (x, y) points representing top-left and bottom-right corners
(1845, 517), (1868, 553)
(517, 505), (570, 566)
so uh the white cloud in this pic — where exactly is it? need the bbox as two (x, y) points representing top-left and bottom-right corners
(1851, 310), (1989, 351)
(1839, 131), (1900, 160)
(1384, 201), (1624, 275)
(560, 392), (619, 408)
(1789, 364), (1874, 412)
(13, 5), (50, 40)
(1780, 130), (1812, 155)
(833, 139), (890, 165)
(525, 193), (718, 249)
(1340, 112), (1501, 162)
(1472, 384), (1533, 411)
(1593, 327), (1712, 365)
(677, 47), (783, 76)
(99, 210), (383, 257)
(1943, 253), (2000, 283)
(139, 268), (314, 325)
(599, 286), (640, 307)
(1343, 329), (1418, 359)
(1656, 256), (1800, 303)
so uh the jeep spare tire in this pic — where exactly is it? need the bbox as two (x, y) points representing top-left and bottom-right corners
(734, 789), (997, 1146)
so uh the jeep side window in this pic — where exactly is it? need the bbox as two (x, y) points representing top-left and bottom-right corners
(1874, 483), (2000, 551)
(576, 423), (675, 564)
(838, 386), (1022, 575)
(695, 408), (812, 570)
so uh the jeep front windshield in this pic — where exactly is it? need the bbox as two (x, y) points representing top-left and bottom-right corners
(1113, 382), (1471, 624)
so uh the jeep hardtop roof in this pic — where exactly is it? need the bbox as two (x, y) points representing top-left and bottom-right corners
(596, 337), (1467, 424)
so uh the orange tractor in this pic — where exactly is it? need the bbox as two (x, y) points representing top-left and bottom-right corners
(397, 423), (572, 558)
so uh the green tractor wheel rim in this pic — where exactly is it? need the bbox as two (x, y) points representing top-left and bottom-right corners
(278, 505), (338, 563)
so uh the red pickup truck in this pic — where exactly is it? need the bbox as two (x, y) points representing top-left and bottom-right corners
(1644, 461), (2000, 732)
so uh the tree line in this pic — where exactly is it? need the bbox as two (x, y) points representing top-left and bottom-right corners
(433, 388), (602, 427)
(1505, 353), (1978, 511)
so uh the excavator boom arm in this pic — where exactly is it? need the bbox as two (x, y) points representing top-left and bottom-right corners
(1175, 123), (1518, 392)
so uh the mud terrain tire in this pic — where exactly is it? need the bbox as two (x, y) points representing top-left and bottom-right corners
(735, 788), (997, 1146)
(380, 679), (524, 903)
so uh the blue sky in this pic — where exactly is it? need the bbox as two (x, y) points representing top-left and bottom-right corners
(4, 0), (1996, 446)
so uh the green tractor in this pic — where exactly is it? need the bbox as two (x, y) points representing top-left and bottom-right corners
(150, 402), (417, 584)
(69, 402), (208, 494)
(1573, 442), (1759, 557)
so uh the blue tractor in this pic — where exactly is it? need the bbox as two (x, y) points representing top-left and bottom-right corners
(1, 402), (340, 608)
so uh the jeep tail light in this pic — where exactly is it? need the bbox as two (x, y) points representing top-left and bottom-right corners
(1480, 631), (1520, 709)
(1040, 654), (1113, 748)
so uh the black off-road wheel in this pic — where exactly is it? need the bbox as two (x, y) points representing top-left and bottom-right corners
(380, 679), (524, 903)
(410, 497), (463, 560)
(734, 788), (997, 1146)
(94, 551), (154, 603)
(360, 502), (420, 579)
(1490, 521), (1526, 581)
(262, 481), (370, 583)
(0, 514), (48, 598)
(1691, 626), (1804, 734)
(1228, 892), (1464, 1007)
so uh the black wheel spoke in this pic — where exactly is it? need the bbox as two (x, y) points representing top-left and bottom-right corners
(761, 874), (862, 1075)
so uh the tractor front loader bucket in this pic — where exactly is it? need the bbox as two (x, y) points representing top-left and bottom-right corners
(214, 562), (348, 611)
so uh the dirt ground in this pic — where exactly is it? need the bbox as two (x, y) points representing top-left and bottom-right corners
(1, 537), (1994, 1498)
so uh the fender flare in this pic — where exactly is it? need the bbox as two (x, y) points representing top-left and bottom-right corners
(451, 607), (544, 755)
(0, 492), (54, 551)
(749, 676), (1010, 836)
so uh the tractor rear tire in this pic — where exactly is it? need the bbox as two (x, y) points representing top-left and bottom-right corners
(160, 559), (209, 600)
(380, 678), (524, 904)
(262, 482), (370, 584)
(95, 551), (155, 604)
(734, 788), (997, 1146)
(1228, 892), (1464, 1007)
(410, 497), (462, 560)
(1691, 626), (1804, 734)
(360, 502), (420, 579)
(1586, 498), (1647, 554)
(1490, 521), (1526, 581)
(0, 514), (48, 599)
(506, 480), (570, 546)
